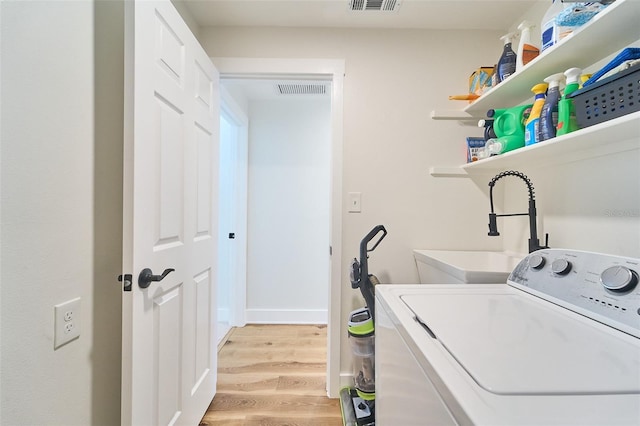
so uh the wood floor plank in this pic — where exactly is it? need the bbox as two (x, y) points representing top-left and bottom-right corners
(200, 415), (342, 426)
(216, 374), (280, 393)
(201, 324), (342, 425)
(218, 347), (326, 362)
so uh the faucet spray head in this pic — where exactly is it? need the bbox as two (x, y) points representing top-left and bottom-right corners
(488, 213), (500, 236)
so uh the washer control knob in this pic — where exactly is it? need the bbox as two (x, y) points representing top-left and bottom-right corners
(600, 266), (638, 292)
(551, 258), (572, 275)
(528, 254), (546, 270)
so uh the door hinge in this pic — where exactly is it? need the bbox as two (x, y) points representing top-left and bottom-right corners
(117, 274), (133, 292)
(329, 246), (333, 256)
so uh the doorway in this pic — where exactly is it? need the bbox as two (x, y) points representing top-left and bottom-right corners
(217, 87), (249, 345)
(213, 57), (345, 398)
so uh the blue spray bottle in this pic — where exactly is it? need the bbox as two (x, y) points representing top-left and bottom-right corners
(497, 32), (518, 83)
(538, 73), (564, 142)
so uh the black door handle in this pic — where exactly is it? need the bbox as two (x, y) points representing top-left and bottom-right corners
(138, 268), (175, 289)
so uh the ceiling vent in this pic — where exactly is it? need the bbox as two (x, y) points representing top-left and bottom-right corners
(349, 0), (401, 12)
(277, 83), (327, 96)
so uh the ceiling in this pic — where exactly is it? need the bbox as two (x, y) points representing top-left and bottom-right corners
(178, 0), (545, 32)
(222, 78), (331, 103)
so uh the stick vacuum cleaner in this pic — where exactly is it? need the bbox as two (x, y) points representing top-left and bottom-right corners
(340, 225), (387, 426)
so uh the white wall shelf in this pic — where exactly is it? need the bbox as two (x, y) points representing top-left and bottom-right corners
(464, 0), (640, 115)
(430, 111), (640, 176)
(430, 0), (640, 178)
(429, 167), (469, 177)
(430, 110), (479, 121)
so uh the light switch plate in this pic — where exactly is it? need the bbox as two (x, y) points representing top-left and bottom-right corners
(54, 297), (81, 349)
(348, 192), (362, 213)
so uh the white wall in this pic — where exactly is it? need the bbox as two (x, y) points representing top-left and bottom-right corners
(199, 25), (505, 381)
(199, 21), (640, 385)
(499, 148), (640, 257)
(0, 1), (123, 424)
(246, 98), (331, 323)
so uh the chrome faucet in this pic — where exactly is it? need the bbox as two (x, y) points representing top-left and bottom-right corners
(488, 170), (549, 253)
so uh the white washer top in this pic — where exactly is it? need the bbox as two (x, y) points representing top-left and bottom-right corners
(401, 288), (640, 395)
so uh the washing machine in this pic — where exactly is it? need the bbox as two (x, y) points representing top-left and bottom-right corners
(375, 249), (640, 425)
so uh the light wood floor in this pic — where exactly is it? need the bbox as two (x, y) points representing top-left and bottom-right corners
(199, 324), (343, 426)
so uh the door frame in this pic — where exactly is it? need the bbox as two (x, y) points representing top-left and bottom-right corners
(219, 86), (249, 329)
(212, 57), (344, 398)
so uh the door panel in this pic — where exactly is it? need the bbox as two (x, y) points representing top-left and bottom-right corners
(154, 285), (183, 426)
(123, 1), (219, 425)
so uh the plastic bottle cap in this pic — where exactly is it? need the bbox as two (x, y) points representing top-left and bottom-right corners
(500, 32), (518, 44)
(564, 67), (582, 84)
(531, 83), (549, 94)
(543, 72), (565, 88)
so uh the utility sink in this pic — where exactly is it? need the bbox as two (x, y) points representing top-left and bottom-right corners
(413, 250), (525, 284)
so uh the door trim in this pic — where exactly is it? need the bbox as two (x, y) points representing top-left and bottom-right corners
(220, 86), (248, 328)
(212, 57), (344, 398)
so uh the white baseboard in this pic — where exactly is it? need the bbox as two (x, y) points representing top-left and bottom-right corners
(340, 371), (354, 389)
(245, 308), (328, 324)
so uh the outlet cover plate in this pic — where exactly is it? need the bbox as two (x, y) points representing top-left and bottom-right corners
(348, 192), (362, 213)
(54, 297), (81, 349)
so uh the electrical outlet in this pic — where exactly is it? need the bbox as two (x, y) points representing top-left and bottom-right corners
(54, 297), (81, 349)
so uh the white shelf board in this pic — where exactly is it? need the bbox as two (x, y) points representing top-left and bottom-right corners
(460, 111), (640, 173)
(429, 167), (469, 177)
(464, 0), (640, 115)
(430, 110), (479, 121)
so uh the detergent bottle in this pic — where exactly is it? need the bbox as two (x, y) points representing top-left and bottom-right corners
(516, 21), (540, 72)
(556, 67), (582, 136)
(487, 104), (532, 153)
(497, 32), (518, 83)
(541, 0), (566, 52)
(524, 82), (548, 146)
(538, 73), (564, 142)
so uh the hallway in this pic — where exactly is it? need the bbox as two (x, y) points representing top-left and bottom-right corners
(200, 324), (342, 425)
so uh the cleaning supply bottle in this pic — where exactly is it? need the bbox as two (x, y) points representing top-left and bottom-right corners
(516, 21), (540, 72)
(524, 83), (548, 146)
(487, 104), (532, 153)
(484, 137), (511, 156)
(538, 73), (564, 142)
(541, 0), (566, 52)
(478, 119), (497, 142)
(556, 67), (582, 136)
(497, 32), (517, 83)
(580, 73), (592, 87)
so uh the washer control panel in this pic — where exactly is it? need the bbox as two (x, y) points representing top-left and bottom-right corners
(508, 249), (640, 338)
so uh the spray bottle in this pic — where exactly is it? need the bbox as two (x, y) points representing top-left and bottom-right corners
(538, 73), (564, 142)
(524, 83), (548, 146)
(516, 21), (540, 72)
(556, 67), (582, 136)
(497, 32), (518, 83)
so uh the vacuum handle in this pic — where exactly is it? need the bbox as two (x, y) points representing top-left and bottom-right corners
(360, 225), (387, 254)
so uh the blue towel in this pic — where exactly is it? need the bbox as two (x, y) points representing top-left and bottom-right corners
(556, 2), (607, 27)
(583, 48), (640, 87)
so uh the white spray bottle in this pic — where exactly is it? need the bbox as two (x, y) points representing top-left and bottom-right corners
(516, 21), (540, 72)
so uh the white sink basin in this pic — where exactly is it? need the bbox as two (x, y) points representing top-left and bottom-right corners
(413, 250), (526, 284)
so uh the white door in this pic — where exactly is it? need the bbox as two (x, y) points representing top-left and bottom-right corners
(122, 1), (219, 425)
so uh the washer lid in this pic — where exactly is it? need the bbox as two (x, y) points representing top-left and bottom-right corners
(401, 291), (640, 395)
